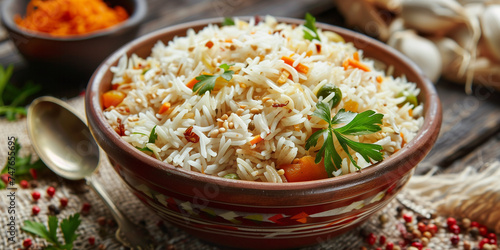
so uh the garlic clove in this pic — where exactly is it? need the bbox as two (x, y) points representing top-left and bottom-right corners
(432, 37), (468, 75)
(401, 0), (466, 35)
(480, 4), (500, 62)
(388, 30), (443, 83)
(335, 0), (391, 41)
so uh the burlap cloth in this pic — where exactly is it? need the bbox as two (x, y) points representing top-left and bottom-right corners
(0, 96), (486, 250)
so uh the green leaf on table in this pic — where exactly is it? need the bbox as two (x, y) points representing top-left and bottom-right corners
(22, 213), (81, 250)
(60, 213), (81, 249)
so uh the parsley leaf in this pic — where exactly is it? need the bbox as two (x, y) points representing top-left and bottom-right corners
(305, 102), (384, 176)
(222, 17), (235, 26)
(135, 125), (158, 153)
(193, 64), (234, 95)
(303, 13), (321, 42)
(0, 65), (41, 121)
(22, 213), (81, 250)
(60, 213), (81, 248)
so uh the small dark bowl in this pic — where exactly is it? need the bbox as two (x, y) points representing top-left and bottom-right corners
(0, 0), (147, 77)
(86, 17), (442, 249)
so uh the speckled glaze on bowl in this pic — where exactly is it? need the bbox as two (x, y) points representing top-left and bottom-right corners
(0, 0), (146, 76)
(85, 17), (442, 249)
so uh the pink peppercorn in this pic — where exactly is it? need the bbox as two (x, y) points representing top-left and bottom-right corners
(31, 191), (41, 201)
(81, 202), (91, 214)
(46, 186), (56, 197)
(447, 217), (457, 227)
(479, 226), (488, 237)
(88, 236), (95, 245)
(366, 233), (377, 245)
(471, 221), (480, 228)
(487, 232), (497, 240)
(489, 238), (497, 245)
(479, 238), (489, 249)
(32, 205), (40, 215)
(385, 242), (394, 250)
(427, 224), (438, 235)
(379, 235), (386, 245)
(20, 180), (29, 189)
(22, 238), (32, 248)
(449, 224), (460, 234)
(403, 213), (413, 223)
(1, 173), (9, 184)
(417, 222), (427, 233)
(450, 235), (460, 245)
(411, 241), (423, 250)
(29, 169), (37, 179)
(59, 197), (68, 207)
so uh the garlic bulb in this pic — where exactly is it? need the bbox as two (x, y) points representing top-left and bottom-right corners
(480, 5), (500, 61)
(388, 30), (442, 82)
(400, 0), (466, 35)
(433, 37), (469, 75)
(335, 0), (391, 41)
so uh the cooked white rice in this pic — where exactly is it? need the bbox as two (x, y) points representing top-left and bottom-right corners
(103, 16), (424, 183)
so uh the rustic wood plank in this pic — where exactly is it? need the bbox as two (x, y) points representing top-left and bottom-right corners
(417, 80), (500, 174)
(446, 132), (500, 173)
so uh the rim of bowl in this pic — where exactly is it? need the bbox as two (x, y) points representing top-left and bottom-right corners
(0, 0), (147, 41)
(86, 16), (442, 192)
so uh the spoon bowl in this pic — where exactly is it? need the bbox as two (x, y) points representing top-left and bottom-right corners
(27, 96), (154, 249)
(27, 96), (98, 180)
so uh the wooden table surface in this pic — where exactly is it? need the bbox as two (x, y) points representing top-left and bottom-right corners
(1, 0), (500, 247)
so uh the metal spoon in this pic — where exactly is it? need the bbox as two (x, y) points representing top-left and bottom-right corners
(27, 96), (154, 250)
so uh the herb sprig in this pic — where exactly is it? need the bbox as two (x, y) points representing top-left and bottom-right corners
(0, 65), (41, 121)
(193, 63), (234, 95)
(0, 139), (46, 189)
(134, 125), (158, 154)
(222, 17), (235, 26)
(22, 213), (81, 250)
(303, 13), (321, 42)
(305, 102), (384, 176)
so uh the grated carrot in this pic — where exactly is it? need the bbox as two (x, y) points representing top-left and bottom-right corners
(249, 135), (264, 145)
(342, 58), (371, 72)
(158, 102), (171, 115)
(15, 0), (129, 36)
(281, 56), (309, 74)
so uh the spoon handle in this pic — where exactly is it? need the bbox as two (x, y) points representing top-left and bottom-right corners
(87, 175), (153, 249)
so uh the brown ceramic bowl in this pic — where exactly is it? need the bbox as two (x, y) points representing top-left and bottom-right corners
(0, 0), (146, 77)
(86, 17), (442, 249)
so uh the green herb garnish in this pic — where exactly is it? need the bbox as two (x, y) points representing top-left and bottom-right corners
(303, 13), (321, 42)
(0, 65), (41, 121)
(1, 139), (46, 189)
(193, 63), (234, 95)
(305, 102), (384, 176)
(22, 213), (81, 250)
(222, 17), (235, 26)
(135, 125), (158, 153)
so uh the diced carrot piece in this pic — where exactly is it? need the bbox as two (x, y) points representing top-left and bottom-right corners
(306, 50), (313, 57)
(280, 156), (328, 182)
(205, 40), (214, 49)
(158, 102), (171, 114)
(186, 77), (199, 89)
(344, 100), (359, 112)
(353, 51), (360, 61)
(408, 109), (413, 117)
(281, 56), (309, 74)
(102, 90), (126, 108)
(376, 75), (383, 84)
(250, 135), (264, 145)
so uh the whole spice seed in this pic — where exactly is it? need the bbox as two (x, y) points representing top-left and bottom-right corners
(46, 186), (56, 197)
(88, 236), (96, 246)
(20, 180), (29, 189)
(366, 233), (377, 245)
(48, 204), (60, 215)
(450, 235), (460, 245)
(59, 197), (68, 207)
(81, 202), (91, 214)
(32, 205), (40, 215)
(22, 238), (32, 248)
(31, 191), (41, 201)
